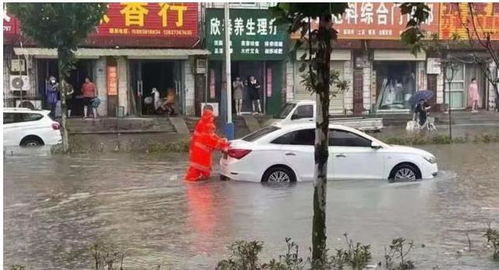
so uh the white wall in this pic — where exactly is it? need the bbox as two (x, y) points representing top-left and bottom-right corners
(343, 60), (353, 115)
(286, 61), (294, 102)
(363, 62), (373, 114)
(184, 59), (195, 115)
(94, 57), (107, 117)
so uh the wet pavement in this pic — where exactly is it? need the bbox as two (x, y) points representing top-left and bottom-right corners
(3, 143), (499, 269)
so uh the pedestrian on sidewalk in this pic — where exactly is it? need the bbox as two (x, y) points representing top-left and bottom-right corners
(232, 77), (244, 115)
(185, 106), (229, 181)
(248, 75), (262, 115)
(81, 77), (97, 118)
(45, 76), (59, 118)
(468, 78), (480, 113)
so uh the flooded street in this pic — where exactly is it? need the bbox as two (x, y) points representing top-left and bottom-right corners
(3, 143), (499, 269)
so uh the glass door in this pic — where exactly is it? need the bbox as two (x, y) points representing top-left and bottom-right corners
(445, 63), (465, 109)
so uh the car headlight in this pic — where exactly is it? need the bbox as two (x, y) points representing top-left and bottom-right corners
(424, 156), (436, 164)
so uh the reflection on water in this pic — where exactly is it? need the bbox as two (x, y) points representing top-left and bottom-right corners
(3, 144), (499, 269)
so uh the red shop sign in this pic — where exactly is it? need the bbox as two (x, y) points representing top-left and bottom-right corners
(94, 3), (198, 38)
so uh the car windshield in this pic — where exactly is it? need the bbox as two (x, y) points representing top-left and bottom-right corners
(275, 103), (296, 119)
(242, 126), (280, 142)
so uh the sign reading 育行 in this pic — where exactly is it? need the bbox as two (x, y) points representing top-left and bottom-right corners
(206, 8), (288, 61)
(94, 3), (198, 38)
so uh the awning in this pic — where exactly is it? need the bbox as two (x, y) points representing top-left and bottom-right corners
(373, 49), (426, 61)
(13, 47), (210, 60)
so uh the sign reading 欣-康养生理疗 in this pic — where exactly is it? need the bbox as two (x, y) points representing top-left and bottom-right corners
(206, 8), (288, 61)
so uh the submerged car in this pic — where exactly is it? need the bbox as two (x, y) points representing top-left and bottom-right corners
(3, 108), (62, 147)
(220, 123), (438, 183)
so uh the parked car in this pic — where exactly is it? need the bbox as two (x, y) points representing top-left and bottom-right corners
(3, 108), (62, 147)
(264, 100), (384, 132)
(220, 123), (438, 183)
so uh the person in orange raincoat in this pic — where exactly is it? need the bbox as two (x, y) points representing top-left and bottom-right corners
(185, 108), (229, 181)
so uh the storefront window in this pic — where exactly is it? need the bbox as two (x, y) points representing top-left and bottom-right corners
(375, 62), (416, 111)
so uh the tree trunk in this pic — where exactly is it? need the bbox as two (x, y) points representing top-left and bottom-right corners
(312, 14), (332, 265)
(57, 47), (70, 152)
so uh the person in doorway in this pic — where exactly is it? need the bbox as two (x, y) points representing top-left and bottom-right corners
(62, 80), (74, 117)
(248, 75), (262, 115)
(163, 88), (176, 116)
(414, 99), (431, 127)
(81, 77), (97, 118)
(468, 78), (480, 113)
(232, 76), (244, 115)
(185, 106), (229, 181)
(45, 76), (59, 118)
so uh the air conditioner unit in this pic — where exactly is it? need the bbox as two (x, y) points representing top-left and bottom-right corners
(10, 75), (30, 91)
(16, 99), (42, 110)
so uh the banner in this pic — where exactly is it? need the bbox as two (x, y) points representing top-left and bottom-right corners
(440, 3), (499, 40)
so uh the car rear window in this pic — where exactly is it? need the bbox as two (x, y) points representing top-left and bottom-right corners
(22, 113), (44, 122)
(242, 126), (280, 142)
(275, 103), (296, 119)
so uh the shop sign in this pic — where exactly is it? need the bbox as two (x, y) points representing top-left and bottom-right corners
(291, 3), (439, 40)
(107, 66), (118, 96)
(206, 8), (288, 61)
(426, 58), (441, 74)
(95, 3), (198, 38)
(440, 3), (499, 40)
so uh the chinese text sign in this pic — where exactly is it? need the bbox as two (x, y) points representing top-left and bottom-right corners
(206, 8), (288, 61)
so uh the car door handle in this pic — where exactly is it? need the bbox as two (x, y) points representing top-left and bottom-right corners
(335, 154), (346, 158)
(285, 152), (296, 156)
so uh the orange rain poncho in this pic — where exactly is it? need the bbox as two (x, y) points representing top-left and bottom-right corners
(185, 109), (229, 181)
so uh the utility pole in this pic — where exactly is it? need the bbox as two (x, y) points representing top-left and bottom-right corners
(224, 2), (234, 140)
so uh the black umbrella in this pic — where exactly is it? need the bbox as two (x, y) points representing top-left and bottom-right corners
(409, 90), (433, 105)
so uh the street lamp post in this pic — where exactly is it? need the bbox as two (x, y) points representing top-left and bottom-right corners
(224, 3), (234, 140)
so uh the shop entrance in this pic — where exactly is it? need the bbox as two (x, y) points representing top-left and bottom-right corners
(36, 59), (93, 117)
(130, 60), (183, 116)
(374, 61), (416, 113)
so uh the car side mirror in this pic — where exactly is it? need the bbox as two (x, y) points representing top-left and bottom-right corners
(371, 141), (382, 149)
(291, 114), (301, 120)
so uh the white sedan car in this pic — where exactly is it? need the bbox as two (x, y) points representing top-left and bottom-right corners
(220, 123), (438, 183)
(3, 108), (62, 147)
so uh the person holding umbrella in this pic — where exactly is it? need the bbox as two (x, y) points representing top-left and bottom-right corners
(409, 90), (433, 128)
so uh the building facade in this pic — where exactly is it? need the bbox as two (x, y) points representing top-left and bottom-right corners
(3, 3), (208, 117)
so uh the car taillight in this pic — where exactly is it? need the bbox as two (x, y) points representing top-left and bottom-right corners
(52, 122), (60, 130)
(227, 149), (251, 159)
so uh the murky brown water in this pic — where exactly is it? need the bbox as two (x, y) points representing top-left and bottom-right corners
(3, 144), (499, 269)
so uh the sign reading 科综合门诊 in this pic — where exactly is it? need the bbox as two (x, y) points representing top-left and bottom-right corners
(291, 2), (439, 40)
(206, 8), (288, 61)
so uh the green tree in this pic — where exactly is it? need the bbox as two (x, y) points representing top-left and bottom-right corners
(8, 3), (107, 152)
(270, 3), (349, 265)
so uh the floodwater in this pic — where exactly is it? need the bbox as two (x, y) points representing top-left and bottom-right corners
(3, 144), (499, 269)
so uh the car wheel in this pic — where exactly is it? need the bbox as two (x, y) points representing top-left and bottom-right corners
(20, 137), (44, 147)
(389, 164), (421, 182)
(220, 175), (229, 181)
(262, 166), (296, 183)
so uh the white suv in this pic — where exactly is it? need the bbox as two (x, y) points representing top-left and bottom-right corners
(3, 108), (62, 147)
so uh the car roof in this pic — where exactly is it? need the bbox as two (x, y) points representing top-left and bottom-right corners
(273, 122), (359, 133)
(3, 108), (50, 114)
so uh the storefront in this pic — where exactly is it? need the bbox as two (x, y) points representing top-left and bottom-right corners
(372, 50), (426, 114)
(6, 3), (207, 117)
(205, 8), (288, 117)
